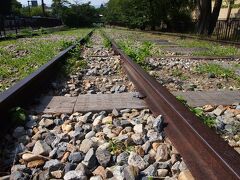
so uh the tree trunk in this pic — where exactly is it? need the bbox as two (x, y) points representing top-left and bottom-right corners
(226, 0), (234, 21)
(208, 0), (222, 35)
(196, 0), (211, 34)
(149, 0), (155, 30)
(41, 0), (45, 16)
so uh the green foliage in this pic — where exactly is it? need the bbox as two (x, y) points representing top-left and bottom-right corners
(103, 37), (111, 48)
(20, 6), (50, 17)
(176, 96), (216, 128)
(60, 40), (74, 50)
(172, 69), (183, 77)
(61, 3), (99, 27)
(196, 63), (236, 79)
(108, 139), (133, 155)
(20, 28), (33, 37)
(104, 0), (194, 30)
(119, 40), (152, 70)
(61, 43), (88, 75)
(9, 107), (27, 125)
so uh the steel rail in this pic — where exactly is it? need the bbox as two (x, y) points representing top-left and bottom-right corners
(0, 30), (93, 133)
(104, 34), (240, 179)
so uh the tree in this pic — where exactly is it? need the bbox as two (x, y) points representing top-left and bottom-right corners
(0, 1), (11, 15)
(41, 0), (45, 16)
(104, 0), (195, 31)
(196, 0), (222, 35)
(61, 2), (99, 27)
(51, 0), (70, 18)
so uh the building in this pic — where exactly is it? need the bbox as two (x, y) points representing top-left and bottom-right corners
(217, 0), (240, 19)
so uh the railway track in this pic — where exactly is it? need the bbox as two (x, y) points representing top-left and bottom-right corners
(0, 30), (239, 179)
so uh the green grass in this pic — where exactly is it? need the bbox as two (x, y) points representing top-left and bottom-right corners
(196, 63), (238, 79)
(0, 28), (92, 92)
(176, 96), (216, 128)
(171, 69), (189, 81)
(118, 40), (153, 70)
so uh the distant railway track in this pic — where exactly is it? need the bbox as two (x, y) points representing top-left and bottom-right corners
(0, 29), (239, 179)
(148, 31), (240, 48)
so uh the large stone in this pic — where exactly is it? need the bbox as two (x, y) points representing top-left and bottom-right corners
(108, 166), (124, 180)
(63, 170), (87, 180)
(128, 152), (148, 170)
(32, 140), (52, 156)
(43, 159), (64, 171)
(157, 169), (168, 177)
(11, 165), (26, 173)
(153, 115), (164, 132)
(123, 165), (139, 180)
(141, 163), (158, 176)
(90, 176), (102, 180)
(22, 153), (46, 162)
(93, 166), (113, 179)
(39, 119), (54, 128)
(77, 112), (92, 123)
(27, 159), (45, 168)
(93, 115), (104, 126)
(171, 161), (180, 174)
(61, 124), (72, 133)
(212, 106), (225, 116)
(25, 120), (37, 129)
(85, 131), (96, 139)
(117, 152), (129, 165)
(155, 144), (169, 162)
(102, 116), (113, 124)
(83, 148), (97, 170)
(64, 163), (77, 173)
(96, 144), (111, 167)
(133, 124), (143, 134)
(178, 170), (194, 180)
(51, 170), (64, 179)
(13, 127), (26, 138)
(80, 139), (94, 153)
(68, 152), (84, 163)
(131, 133), (143, 145)
(75, 163), (91, 176)
(10, 171), (26, 180)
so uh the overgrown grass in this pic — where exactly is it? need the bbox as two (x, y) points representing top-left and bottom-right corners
(0, 28), (92, 92)
(118, 40), (153, 70)
(176, 96), (216, 128)
(196, 63), (240, 83)
(62, 44), (88, 75)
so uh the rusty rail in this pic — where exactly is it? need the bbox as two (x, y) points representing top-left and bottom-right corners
(105, 35), (240, 179)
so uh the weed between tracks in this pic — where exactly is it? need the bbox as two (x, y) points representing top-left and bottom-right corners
(176, 96), (215, 128)
(196, 63), (240, 84)
(118, 40), (153, 70)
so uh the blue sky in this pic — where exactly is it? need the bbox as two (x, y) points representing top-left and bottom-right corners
(18, 0), (109, 7)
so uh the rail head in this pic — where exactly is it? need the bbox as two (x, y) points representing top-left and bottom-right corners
(104, 34), (240, 180)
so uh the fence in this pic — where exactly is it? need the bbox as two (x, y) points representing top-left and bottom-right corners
(213, 19), (240, 42)
(0, 16), (62, 36)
